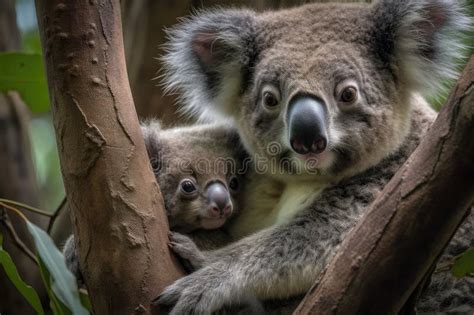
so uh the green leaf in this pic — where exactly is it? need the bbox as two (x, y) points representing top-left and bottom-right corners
(38, 258), (71, 315)
(26, 222), (89, 315)
(0, 234), (45, 315)
(0, 52), (50, 113)
(79, 289), (92, 312)
(452, 248), (474, 278)
(22, 30), (42, 54)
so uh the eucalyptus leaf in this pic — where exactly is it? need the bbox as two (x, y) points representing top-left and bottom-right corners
(0, 52), (50, 113)
(38, 258), (70, 315)
(452, 248), (474, 278)
(0, 234), (45, 315)
(27, 222), (89, 315)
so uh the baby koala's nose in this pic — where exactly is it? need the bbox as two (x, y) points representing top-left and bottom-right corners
(206, 182), (232, 218)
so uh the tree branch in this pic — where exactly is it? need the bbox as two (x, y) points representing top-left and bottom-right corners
(34, 1), (184, 313)
(295, 55), (474, 314)
(0, 208), (38, 265)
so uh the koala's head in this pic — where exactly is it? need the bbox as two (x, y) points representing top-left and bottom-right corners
(141, 122), (247, 232)
(163, 1), (469, 181)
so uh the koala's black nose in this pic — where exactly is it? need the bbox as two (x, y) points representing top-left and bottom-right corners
(206, 182), (232, 217)
(287, 95), (328, 155)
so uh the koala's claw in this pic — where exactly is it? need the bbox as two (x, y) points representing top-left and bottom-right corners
(168, 232), (206, 269)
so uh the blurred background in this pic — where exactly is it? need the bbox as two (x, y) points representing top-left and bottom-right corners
(0, 0), (471, 313)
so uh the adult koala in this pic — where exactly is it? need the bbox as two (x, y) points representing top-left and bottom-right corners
(157, 0), (473, 313)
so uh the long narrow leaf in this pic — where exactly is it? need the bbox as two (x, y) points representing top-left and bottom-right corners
(38, 258), (71, 315)
(0, 234), (45, 315)
(26, 222), (89, 315)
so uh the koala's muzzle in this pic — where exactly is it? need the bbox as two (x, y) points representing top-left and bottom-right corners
(206, 182), (232, 218)
(287, 95), (328, 155)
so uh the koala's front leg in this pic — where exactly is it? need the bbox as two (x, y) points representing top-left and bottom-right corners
(157, 214), (343, 314)
(169, 228), (234, 271)
(168, 232), (209, 270)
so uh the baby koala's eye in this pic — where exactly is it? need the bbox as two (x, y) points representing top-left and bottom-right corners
(228, 176), (239, 192)
(180, 179), (197, 195)
(261, 85), (281, 109)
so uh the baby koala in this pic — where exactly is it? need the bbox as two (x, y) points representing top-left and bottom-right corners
(142, 121), (247, 234)
(64, 122), (249, 281)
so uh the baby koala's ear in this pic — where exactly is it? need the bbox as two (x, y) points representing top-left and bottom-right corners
(371, 0), (470, 94)
(162, 9), (258, 121)
(140, 120), (162, 174)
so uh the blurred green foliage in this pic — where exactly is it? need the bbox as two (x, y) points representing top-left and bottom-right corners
(29, 116), (65, 212)
(12, 0), (64, 213)
(0, 234), (45, 315)
(0, 52), (50, 113)
(0, 203), (91, 314)
(22, 29), (42, 54)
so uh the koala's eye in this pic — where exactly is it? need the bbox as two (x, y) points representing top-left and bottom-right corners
(264, 92), (278, 107)
(339, 86), (358, 104)
(261, 85), (280, 109)
(228, 176), (239, 192)
(150, 158), (160, 172)
(180, 179), (197, 195)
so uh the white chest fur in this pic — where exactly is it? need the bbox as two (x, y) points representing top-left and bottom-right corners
(274, 183), (323, 225)
(228, 176), (324, 239)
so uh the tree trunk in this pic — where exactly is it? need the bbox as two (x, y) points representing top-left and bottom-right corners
(0, 0), (20, 51)
(34, 0), (184, 313)
(295, 55), (474, 314)
(0, 0), (48, 313)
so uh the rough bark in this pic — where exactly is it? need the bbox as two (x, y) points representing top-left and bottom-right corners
(0, 1), (48, 313)
(295, 55), (474, 314)
(34, 1), (184, 314)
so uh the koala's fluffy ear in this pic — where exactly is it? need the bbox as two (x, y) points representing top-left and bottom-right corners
(162, 9), (257, 121)
(371, 0), (470, 94)
(140, 121), (162, 173)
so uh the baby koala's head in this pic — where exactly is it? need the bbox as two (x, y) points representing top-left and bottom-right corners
(141, 121), (248, 232)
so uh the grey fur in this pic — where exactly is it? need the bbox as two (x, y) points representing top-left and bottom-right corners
(141, 122), (248, 233)
(159, 1), (473, 314)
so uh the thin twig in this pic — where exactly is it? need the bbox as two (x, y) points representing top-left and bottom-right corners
(47, 196), (67, 234)
(0, 208), (38, 265)
(433, 251), (467, 274)
(0, 198), (52, 217)
(0, 202), (28, 222)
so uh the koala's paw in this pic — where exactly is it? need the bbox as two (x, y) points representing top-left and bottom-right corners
(154, 265), (233, 315)
(168, 232), (206, 270)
